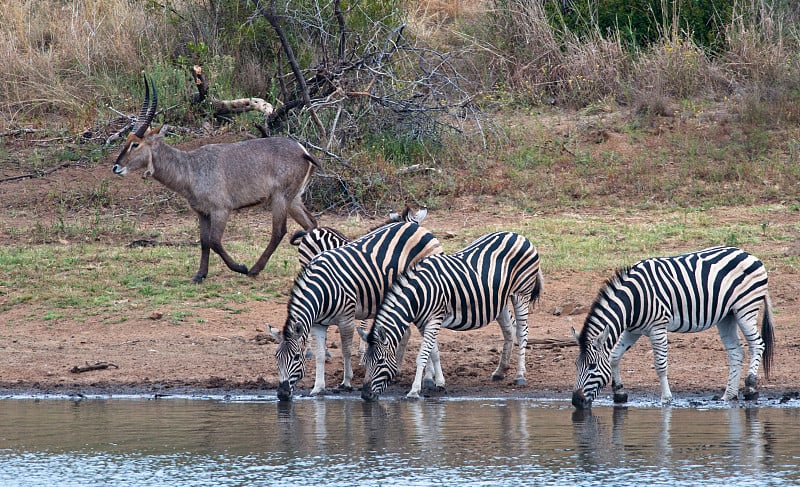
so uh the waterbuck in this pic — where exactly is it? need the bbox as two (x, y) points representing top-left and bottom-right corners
(112, 76), (319, 282)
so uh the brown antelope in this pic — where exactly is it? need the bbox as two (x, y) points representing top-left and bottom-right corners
(112, 75), (319, 282)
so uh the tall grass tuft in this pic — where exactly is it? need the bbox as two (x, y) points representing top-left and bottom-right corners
(0, 0), (176, 124)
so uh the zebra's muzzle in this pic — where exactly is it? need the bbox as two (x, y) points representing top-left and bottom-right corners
(572, 389), (592, 409)
(277, 381), (293, 401)
(361, 383), (379, 402)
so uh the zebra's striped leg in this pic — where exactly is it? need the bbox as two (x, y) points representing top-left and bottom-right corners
(512, 297), (530, 386)
(717, 316), (745, 401)
(647, 327), (673, 405)
(337, 319), (355, 392)
(609, 331), (641, 404)
(309, 324), (330, 396)
(395, 327), (412, 375)
(357, 320), (370, 367)
(491, 306), (514, 382)
(423, 342), (445, 390)
(407, 322), (442, 399)
(737, 311), (767, 401)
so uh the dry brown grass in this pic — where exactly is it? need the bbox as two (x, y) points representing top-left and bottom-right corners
(0, 0), (176, 126)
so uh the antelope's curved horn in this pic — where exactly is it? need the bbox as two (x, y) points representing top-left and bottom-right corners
(132, 74), (151, 138)
(144, 76), (158, 129)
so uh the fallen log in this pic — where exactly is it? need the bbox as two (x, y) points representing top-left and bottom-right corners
(69, 362), (119, 373)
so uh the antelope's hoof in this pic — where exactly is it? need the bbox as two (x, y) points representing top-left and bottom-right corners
(422, 378), (436, 390)
(192, 273), (206, 284)
(743, 389), (759, 401)
(613, 391), (628, 403)
(514, 378), (526, 386)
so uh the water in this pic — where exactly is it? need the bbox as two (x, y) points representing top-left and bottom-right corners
(1, 395), (798, 486)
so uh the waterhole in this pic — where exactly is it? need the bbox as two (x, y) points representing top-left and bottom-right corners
(1, 396), (798, 486)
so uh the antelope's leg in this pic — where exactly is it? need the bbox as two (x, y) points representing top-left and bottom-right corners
(249, 200), (288, 277)
(201, 210), (248, 279)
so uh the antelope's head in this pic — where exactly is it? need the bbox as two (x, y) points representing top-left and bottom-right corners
(113, 75), (158, 178)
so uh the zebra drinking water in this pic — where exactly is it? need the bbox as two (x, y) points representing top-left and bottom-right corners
(274, 220), (443, 400)
(285, 207), (431, 363)
(361, 231), (543, 401)
(572, 246), (775, 409)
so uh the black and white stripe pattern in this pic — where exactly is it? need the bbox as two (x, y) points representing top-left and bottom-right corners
(287, 207), (431, 361)
(572, 246), (775, 408)
(289, 206), (429, 268)
(361, 231), (543, 401)
(275, 221), (442, 400)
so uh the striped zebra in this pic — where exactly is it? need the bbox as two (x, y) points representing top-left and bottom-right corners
(274, 220), (443, 400)
(571, 246), (775, 409)
(361, 231), (543, 401)
(287, 206), (430, 361)
(290, 206), (429, 267)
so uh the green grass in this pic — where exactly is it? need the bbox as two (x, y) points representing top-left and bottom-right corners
(438, 204), (798, 274)
(0, 240), (300, 326)
(1, 203), (797, 328)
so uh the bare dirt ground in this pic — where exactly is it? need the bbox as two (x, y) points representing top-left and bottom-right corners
(1, 142), (799, 405)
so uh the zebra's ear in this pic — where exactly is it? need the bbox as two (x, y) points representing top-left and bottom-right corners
(571, 326), (580, 344)
(357, 326), (369, 342)
(290, 230), (308, 246)
(593, 326), (611, 349)
(410, 207), (427, 223)
(268, 325), (283, 342)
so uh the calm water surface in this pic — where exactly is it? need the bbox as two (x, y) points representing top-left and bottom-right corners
(0, 395), (798, 486)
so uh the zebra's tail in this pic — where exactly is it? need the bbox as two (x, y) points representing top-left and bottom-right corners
(761, 292), (775, 381)
(530, 271), (544, 307)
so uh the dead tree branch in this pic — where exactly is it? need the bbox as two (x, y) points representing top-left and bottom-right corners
(189, 65), (274, 118)
(69, 361), (119, 373)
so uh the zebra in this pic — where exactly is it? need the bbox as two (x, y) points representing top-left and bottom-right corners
(286, 206), (430, 361)
(274, 220), (443, 401)
(361, 231), (543, 401)
(571, 246), (775, 409)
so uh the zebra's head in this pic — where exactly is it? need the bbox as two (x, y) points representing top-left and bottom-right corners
(360, 325), (399, 402)
(572, 324), (612, 409)
(274, 318), (308, 401)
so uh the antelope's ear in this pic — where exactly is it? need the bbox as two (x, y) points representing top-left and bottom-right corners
(571, 326), (580, 344)
(268, 325), (283, 342)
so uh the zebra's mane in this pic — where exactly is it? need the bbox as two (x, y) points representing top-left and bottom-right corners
(577, 266), (632, 351)
(289, 226), (349, 247)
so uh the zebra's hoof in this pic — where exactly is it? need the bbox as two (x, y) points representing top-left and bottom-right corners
(613, 391), (628, 403)
(422, 378), (436, 390)
(335, 384), (353, 393)
(491, 374), (504, 382)
(743, 389), (759, 401)
(514, 378), (526, 386)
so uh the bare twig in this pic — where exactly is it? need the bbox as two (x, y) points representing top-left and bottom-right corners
(0, 162), (72, 183)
